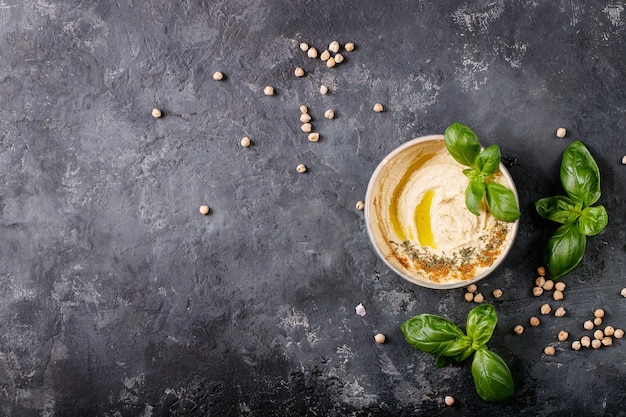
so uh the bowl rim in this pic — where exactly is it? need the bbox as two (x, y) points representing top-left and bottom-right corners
(364, 134), (520, 289)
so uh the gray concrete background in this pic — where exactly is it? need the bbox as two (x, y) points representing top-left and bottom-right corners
(0, 1), (625, 416)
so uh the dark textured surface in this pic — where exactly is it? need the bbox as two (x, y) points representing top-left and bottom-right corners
(0, 1), (625, 416)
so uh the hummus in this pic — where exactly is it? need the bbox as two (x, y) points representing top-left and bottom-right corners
(366, 137), (517, 286)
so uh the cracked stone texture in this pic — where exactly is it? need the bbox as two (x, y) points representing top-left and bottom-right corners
(0, 0), (625, 416)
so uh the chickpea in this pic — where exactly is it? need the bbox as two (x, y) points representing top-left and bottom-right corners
(296, 163), (307, 173)
(301, 123), (312, 133)
(299, 42), (309, 51)
(558, 330), (569, 342)
(583, 320), (594, 330)
(553, 290), (564, 301)
(152, 108), (162, 118)
(571, 340), (582, 350)
(514, 325), (524, 335)
(324, 109), (335, 119)
(466, 284), (477, 293)
(542, 280), (554, 291)
(535, 277), (546, 287)
(530, 317), (541, 327)
(594, 317), (603, 326)
(199, 205), (210, 215)
(300, 113), (312, 123)
(621, 288), (626, 297)
(294, 67), (305, 77)
(604, 326), (615, 336)
(540, 304), (551, 315)
(492, 288), (503, 299)
(344, 42), (355, 52)
(594, 329), (604, 340)
(329, 41), (340, 53)
(544, 346), (555, 356)
(263, 85), (275, 96)
(444, 395), (455, 406)
(533, 286), (544, 297)
(319, 85), (329, 95)
(307, 47), (318, 59)
(614, 329), (624, 339)
(581, 336), (591, 347)
(594, 308), (605, 318)
(622, 155), (626, 165)
(373, 103), (384, 112)
(212, 71), (224, 81)
(602, 337), (613, 346)
(591, 339), (602, 349)
(556, 127), (567, 138)
(334, 53), (344, 63)
(464, 292), (474, 302)
(374, 333), (386, 344)
(537, 266), (546, 276)
(473, 293), (484, 303)
(326, 57), (336, 68)
(308, 132), (320, 142)
(300, 105), (308, 114)
(320, 50), (331, 61)
(554, 307), (566, 317)
(240, 136), (251, 147)
(355, 200), (365, 211)
(555, 282), (566, 291)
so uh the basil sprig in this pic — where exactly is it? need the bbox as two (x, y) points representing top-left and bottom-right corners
(444, 123), (521, 222)
(534, 141), (608, 279)
(401, 304), (514, 403)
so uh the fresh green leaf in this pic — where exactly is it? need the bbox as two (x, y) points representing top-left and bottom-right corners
(471, 348), (515, 403)
(463, 168), (477, 180)
(560, 141), (601, 206)
(466, 180), (485, 216)
(578, 205), (608, 236)
(474, 145), (501, 177)
(401, 314), (465, 357)
(466, 304), (498, 349)
(545, 223), (587, 279)
(534, 196), (581, 224)
(444, 123), (481, 167)
(485, 182), (521, 222)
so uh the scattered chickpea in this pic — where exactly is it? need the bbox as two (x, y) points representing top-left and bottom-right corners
(326, 57), (336, 68)
(473, 293), (484, 303)
(554, 307), (567, 317)
(593, 329), (604, 340)
(594, 317), (603, 326)
(537, 266), (546, 276)
(444, 395), (455, 406)
(212, 71), (224, 81)
(555, 282), (566, 291)
(572, 340), (582, 350)
(329, 41), (340, 53)
(199, 205), (210, 215)
(373, 103), (384, 112)
(543, 280), (554, 291)
(553, 290), (564, 301)
(621, 288), (626, 297)
(308, 132), (320, 142)
(583, 320), (594, 330)
(602, 337), (613, 346)
(622, 155), (626, 165)
(544, 346), (555, 356)
(466, 284), (477, 293)
(307, 47), (318, 59)
(464, 292), (474, 302)
(594, 308), (605, 318)
(320, 50), (331, 61)
(492, 289), (503, 299)
(152, 108), (162, 118)
(533, 287), (544, 297)
(296, 164), (307, 173)
(334, 53), (344, 63)
(581, 336), (591, 347)
(324, 109), (335, 119)
(344, 42), (355, 52)
(535, 277), (546, 287)
(240, 136), (251, 147)
(604, 326), (615, 336)
(300, 113), (312, 123)
(558, 330), (569, 342)
(514, 325), (525, 335)
(355, 200), (365, 211)
(263, 86), (275, 96)
(320, 85), (329, 95)
(301, 123), (312, 133)
(556, 127), (567, 138)
(374, 333), (386, 344)
(294, 67), (305, 77)
(299, 42), (309, 51)
(540, 304), (552, 315)
(530, 317), (541, 327)
(591, 339), (602, 349)
(614, 329), (624, 339)
(300, 105), (309, 114)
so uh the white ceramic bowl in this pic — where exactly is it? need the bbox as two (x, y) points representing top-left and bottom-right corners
(365, 135), (519, 289)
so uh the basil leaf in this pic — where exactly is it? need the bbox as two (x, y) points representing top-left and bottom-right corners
(465, 180), (485, 216)
(474, 145), (501, 177)
(401, 314), (465, 357)
(545, 223), (586, 279)
(578, 205), (608, 236)
(463, 168), (477, 180)
(534, 196), (581, 224)
(466, 304), (498, 349)
(560, 141), (601, 206)
(444, 123), (481, 167)
(485, 182), (521, 222)
(471, 348), (514, 403)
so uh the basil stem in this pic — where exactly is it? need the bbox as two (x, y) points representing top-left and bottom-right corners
(560, 140), (601, 206)
(471, 348), (515, 403)
(546, 223), (587, 279)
